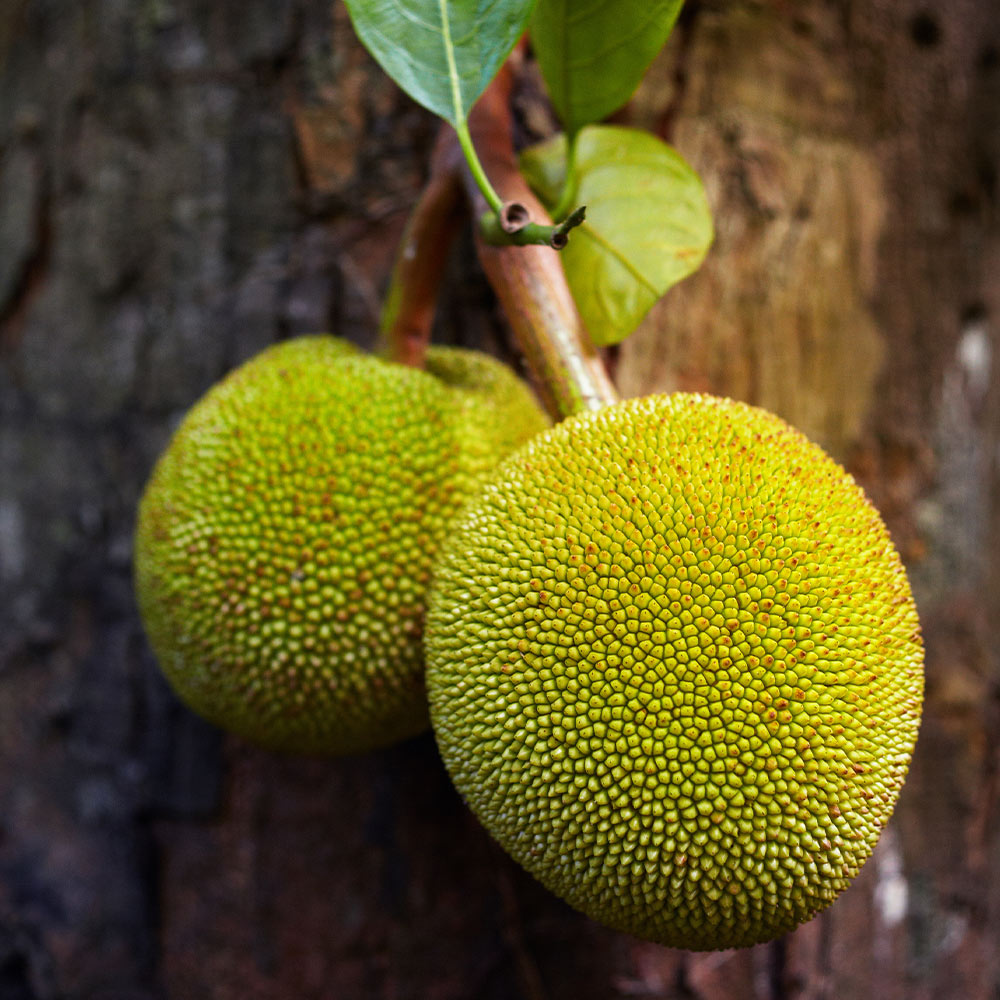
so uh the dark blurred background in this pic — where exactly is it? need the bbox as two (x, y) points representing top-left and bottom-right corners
(0, 1), (998, 997)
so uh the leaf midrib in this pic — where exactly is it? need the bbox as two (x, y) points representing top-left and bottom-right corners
(577, 225), (658, 296)
(439, 0), (465, 125)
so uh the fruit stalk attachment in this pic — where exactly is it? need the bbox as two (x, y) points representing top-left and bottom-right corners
(462, 63), (619, 421)
(378, 131), (466, 369)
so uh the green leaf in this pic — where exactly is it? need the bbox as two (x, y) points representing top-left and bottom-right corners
(521, 125), (713, 347)
(530, 0), (683, 135)
(343, 0), (537, 127)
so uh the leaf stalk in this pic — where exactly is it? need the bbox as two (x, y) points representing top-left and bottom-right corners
(549, 130), (580, 222)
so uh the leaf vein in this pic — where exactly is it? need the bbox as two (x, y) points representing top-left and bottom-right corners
(579, 225), (659, 296)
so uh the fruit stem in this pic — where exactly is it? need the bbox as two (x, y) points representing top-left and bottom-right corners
(378, 131), (466, 368)
(462, 62), (619, 420)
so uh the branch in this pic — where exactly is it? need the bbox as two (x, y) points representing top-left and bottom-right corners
(478, 205), (587, 249)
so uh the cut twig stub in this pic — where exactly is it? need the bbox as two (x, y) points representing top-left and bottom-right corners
(548, 206), (586, 249)
(500, 201), (531, 233)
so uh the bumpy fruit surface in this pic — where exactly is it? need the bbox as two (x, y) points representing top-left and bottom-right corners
(426, 393), (923, 950)
(135, 335), (548, 755)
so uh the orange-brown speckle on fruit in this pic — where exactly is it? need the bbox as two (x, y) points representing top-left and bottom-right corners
(426, 393), (923, 949)
(134, 335), (547, 755)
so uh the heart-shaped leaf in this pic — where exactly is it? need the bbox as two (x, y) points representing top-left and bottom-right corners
(521, 125), (713, 346)
(344, 0), (537, 127)
(530, 0), (684, 136)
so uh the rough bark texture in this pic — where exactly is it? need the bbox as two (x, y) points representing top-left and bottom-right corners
(0, 1), (997, 998)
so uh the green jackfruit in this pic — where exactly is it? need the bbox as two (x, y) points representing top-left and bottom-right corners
(134, 335), (548, 755)
(426, 392), (923, 950)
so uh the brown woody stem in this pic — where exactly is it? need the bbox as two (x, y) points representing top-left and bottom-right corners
(462, 64), (619, 420)
(378, 59), (617, 417)
(377, 131), (466, 367)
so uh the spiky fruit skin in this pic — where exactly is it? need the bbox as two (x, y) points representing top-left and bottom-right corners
(423, 349), (552, 467)
(426, 393), (923, 950)
(134, 336), (548, 755)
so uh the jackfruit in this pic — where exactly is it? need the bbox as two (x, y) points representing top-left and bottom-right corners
(426, 393), (923, 950)
(134, 335), (548, 755)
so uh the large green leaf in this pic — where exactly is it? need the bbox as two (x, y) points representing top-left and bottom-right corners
(521, 125), (713, 346)
(343, 0), (536, 126)
(530, 0), (683, 135)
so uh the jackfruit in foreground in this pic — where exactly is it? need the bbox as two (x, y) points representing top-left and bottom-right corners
(426, 392), (923, 950)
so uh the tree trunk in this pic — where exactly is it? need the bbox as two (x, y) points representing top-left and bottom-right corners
(0, 1), (996, 998)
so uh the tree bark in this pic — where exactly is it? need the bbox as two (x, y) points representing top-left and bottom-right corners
(0, 1), (996, 998)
